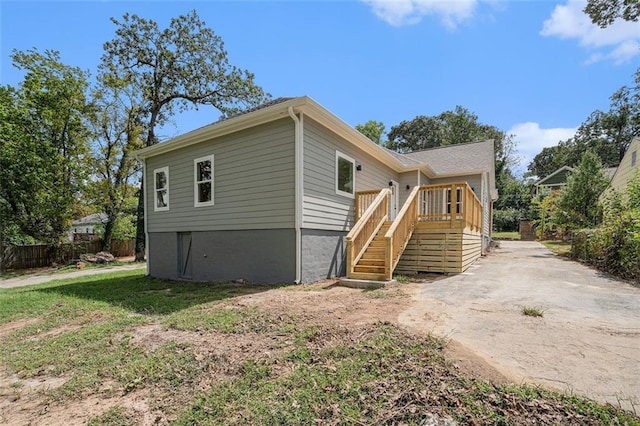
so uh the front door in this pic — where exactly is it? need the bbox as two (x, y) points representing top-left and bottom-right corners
(178, 232), (192, 279)
(389, 180), (399, 220)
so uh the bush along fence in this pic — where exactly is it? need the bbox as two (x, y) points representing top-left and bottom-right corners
(571, 227), (640, 283)
(0, 239), (135, 271)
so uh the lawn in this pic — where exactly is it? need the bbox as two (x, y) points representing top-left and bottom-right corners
(541, 240), (572, 257)
(0, 270), (637, 425)
(492, 231), (520, 240)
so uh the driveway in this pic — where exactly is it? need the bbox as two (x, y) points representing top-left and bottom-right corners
(399, 240), (640, 411)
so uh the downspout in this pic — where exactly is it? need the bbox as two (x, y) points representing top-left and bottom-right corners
(142, 159), (150, 276)
(288, 107), (303, 284)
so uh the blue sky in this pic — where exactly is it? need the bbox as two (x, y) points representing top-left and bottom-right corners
(1, 0), (639, 175)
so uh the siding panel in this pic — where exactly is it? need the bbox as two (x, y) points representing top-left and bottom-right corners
(302, 117), (400, 231)
(146, 118), (295, 232)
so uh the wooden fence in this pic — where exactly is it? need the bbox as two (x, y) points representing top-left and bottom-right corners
(1, 239), (135, 271)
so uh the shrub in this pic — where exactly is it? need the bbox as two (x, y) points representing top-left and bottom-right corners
(493, 209), (522, 232)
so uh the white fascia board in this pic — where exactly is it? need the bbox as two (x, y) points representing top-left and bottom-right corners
(296, 99), (437, 177)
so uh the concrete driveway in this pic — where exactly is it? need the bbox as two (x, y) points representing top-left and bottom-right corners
(399, 240), (640, 410)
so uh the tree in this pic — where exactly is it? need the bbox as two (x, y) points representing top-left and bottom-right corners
(0, 49), (91, 245)
(386, 105), (518, 211)
(88, 78), (144, 250)
(355, 120), (385, 144)
(555, 150), (609, 229)
(585, 0), (640, 27)
(101, 10), (270, 260)
(527, 72), (640, 178)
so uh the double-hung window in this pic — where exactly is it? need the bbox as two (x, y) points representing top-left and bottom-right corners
(335, 151), (355, 198)
(194, 155), (214, 207)
(154, 166), (169, 211)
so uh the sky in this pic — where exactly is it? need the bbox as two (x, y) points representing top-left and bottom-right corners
(1, 0), (639, 176)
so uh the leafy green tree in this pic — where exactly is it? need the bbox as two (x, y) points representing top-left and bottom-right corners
(555, 151), (609, 229)
(355, 120), (386, 144)
(101, 10), (270, 259)
(88, 79), (144, 250)
(528, 74), (640, 178)
(386, 105), (518, 210)
(585, 0), (640, 27)
(0, 49), (91, 245)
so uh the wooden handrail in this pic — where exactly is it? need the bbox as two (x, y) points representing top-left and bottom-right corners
(384, 186), (420, 280)
(346, 189), (390, 275)
(416, 182), (482, 231)
(355, 190), (382, 221)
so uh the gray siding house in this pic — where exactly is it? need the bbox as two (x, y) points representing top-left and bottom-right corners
(135, 97), (497, 284)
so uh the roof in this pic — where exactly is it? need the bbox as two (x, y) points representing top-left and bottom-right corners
(402, 140), (495, 176)
(72, 213), (108, 226)
(603, 167), (618, 181)
(535, 165), (574, 187)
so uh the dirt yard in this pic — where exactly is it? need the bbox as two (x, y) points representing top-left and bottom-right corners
(1, 241), (639, 424)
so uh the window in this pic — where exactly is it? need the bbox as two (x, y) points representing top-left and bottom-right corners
(194, 155), (214, 207)
(154, 166), (169, 211)
(632, 150), (637, 168)
(335, 151), (355, 198)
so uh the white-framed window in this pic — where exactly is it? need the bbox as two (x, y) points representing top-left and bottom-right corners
(154, 166), (169, 211)
(194, 155), (214, 207)
(632, 150), (637, 168)
(335, 151), (355, 198)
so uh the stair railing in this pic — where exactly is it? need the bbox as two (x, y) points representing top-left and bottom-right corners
(346, 188), (390, 277)
(384, 186), (420, 280)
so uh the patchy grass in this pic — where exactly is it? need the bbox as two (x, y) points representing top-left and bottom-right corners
(1, 270), (638, 425)
(0, 260), (144, 279)
(541, 240), (572, 257)
(492, 231), (520, 240)
(393, 274), (412, 283)
(522, 306), (545, 317)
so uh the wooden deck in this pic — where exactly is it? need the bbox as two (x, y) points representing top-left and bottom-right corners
(346, 183), (483, 280)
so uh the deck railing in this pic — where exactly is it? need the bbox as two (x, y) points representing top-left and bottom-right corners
(384, 185), (420, 280)
(346, 189), (390, 276)
(417, 182), (482, 231)
(355, 190), (382, 221)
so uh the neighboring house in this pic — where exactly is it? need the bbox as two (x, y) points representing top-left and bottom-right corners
(605, 137), (640, 196)
(536, 163), (619, 197)
(68, 213), (108, 242)
(134, 96), (498, 284)
(534, 166), (574, 195)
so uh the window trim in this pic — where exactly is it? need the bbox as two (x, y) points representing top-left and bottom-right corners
(335, 151), (355, 199)
(153, 166), (170, 212)
(194, 154), (215, 207)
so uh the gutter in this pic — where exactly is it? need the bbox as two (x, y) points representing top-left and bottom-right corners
(288, 107), (303, 284)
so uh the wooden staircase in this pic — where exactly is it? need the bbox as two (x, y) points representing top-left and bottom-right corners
(349, 221), (391, 281)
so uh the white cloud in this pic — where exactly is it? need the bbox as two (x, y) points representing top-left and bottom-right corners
(509, 122), (577, 176)
(363, 0), (478, 28)
(541, 0), (640, 64)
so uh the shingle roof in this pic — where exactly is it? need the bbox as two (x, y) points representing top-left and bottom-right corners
(401, 140), (495, 176)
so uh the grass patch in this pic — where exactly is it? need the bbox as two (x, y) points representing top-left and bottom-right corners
(1, 270), (638, 425)
(393, 274), (412, 284)
(522, 306), (544, 317)
(492, 231), (520, 240)
(541, 240), (572, 257)
(174, 323), (637, 425)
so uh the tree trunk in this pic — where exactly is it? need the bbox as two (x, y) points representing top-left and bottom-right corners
(134, 179), (146, 261)
(102, 216), (115, 252)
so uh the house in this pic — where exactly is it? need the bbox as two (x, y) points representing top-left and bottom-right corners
(68, 213), (108, 242)
(605, 137), (640, 195)
(535, 165), (617, 196)
(134, 96), (497, 284)
(534, 166), (574, 195)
